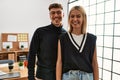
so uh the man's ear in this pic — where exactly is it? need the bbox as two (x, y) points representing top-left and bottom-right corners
(63, 13), (64, 17)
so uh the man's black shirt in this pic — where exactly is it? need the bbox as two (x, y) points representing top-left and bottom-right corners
(28, 24), (66, 80)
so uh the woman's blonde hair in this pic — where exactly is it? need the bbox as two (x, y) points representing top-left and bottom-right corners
(68, 6), (87, 34)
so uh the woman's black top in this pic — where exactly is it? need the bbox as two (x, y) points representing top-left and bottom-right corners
(59, 32), (97, 73)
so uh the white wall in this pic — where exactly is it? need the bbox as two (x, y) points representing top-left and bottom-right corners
(0, 0), (68, 49)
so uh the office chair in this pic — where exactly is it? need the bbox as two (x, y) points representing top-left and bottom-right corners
(0, 60), (20, 80)
(0, 60), (14, 64)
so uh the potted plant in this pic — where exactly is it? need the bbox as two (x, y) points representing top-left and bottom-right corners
(21, 45), (24, 50)
(6, 45), (10, 51)
(18, 61), (23, 70)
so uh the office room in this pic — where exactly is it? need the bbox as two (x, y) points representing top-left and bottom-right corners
(0, 0), (120, 80)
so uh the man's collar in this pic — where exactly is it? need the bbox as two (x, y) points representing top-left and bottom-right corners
(51, 23), (63, 28)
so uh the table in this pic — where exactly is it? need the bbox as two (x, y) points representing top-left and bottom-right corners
(0, 63), (28, 80)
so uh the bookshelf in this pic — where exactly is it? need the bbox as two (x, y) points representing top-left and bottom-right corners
(0, 33), (29, 62)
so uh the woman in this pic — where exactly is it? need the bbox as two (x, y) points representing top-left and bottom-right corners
(56, 6), (99, 80)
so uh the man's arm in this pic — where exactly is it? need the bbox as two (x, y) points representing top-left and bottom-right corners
(27, 29), (40, 80)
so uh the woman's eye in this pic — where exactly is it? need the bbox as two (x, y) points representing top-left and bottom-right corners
(70, 15), (81, 18)
(70, 15), (74, 18)
(76, 15), (81, 18)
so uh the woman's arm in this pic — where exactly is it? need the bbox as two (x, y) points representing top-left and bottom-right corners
(56, 40), (62, 80)
(92, 47), (99, 80)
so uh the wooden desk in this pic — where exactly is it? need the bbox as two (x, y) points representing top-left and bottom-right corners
(0, 63), (28, 80)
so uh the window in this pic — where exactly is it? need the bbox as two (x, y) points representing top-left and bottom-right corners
(68, 0), (120, 80)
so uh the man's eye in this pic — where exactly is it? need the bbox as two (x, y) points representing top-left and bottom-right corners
(50, 11), (62, 15)
(57, 11), (62, 14)
(50, 11), (55, 15)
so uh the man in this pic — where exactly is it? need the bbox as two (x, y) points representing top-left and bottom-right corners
(27, 3), (66, 80)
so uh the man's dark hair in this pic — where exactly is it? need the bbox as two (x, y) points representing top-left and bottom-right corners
(49, 3), (63, 11)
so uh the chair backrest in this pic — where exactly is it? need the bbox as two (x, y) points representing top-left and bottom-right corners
(0, 60), (14, 64)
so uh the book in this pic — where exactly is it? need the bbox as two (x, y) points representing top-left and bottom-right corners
(0, 72), (20, 79)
